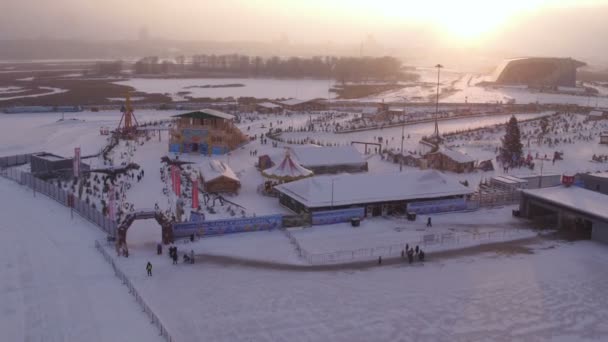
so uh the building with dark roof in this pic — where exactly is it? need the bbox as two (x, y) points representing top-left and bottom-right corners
(169, 109), (248, 155)
(492, 57), (586, 87)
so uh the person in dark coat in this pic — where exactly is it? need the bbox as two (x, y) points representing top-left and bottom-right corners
(427, 217), (432, 227)
(146, 262), (152, 276)
(418, 250), (425, 262)
(415, 245), (419, 255)
(157, 243), (162, 255)
(378, 256), (382, 265)
(407, 249), (414, 264)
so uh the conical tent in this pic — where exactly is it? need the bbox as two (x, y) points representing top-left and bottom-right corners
(262, 151), (313, 181)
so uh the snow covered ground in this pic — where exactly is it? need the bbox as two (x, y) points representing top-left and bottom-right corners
(3, 104), (608, 341)
(0, 177), (163, 342)
(0, 86), (67, 101)
(106, 229), (608, 342)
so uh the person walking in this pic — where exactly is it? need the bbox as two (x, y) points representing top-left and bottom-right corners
(146, 262), (152, 276)
(427, 217), (432, 227)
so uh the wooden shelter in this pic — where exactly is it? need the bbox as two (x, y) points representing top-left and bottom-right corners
(199, 160), (241, 194)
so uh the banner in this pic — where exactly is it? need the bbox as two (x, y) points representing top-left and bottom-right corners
(173, 214), (283, 238)
(73, 147), (81, 177)
(407, 198), (467, 215)
(192, 179), (199, 209)
(175, 166), (181, 196)
(311, 207), (365, 226)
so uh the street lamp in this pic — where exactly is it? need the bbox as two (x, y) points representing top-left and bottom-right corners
(434, 64), (443, 141)
(397, 96), (408, 172)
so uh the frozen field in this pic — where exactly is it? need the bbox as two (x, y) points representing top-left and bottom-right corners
(115, 78), (335, 101)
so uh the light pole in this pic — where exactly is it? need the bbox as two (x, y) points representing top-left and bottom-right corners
(434, 64), (443, 141)
(330, 178), (335, 208)
(397, 96), (408, 172)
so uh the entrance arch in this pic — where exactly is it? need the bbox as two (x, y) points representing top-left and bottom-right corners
(116, 211), (174, 253)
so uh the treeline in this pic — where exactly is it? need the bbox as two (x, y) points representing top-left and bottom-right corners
(131, 55), (418, 83)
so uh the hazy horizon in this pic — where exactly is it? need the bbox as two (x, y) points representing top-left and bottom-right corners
(1, 0), (608, 69)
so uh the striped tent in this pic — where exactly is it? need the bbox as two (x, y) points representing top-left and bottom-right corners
(262, 151), (313, 182)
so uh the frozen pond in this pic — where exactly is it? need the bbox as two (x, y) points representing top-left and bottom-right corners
(115, 78), (336, 101)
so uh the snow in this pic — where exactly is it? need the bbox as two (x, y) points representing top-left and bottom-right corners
(522, 186), (608, 221)
(105, 227), (608, 342)
(0, 177), (163, 342)
(257, 102), (281, 109)
(277, 98), (315, 106)
(115, 78), (335, 101)
(435, 146), (476, 163)
(289, 145), (366, 168)
(3, 104), (608, 341)
(199, 159), (239, 182)
(275, 170), (473, 208)
(0, 86), (67, 101)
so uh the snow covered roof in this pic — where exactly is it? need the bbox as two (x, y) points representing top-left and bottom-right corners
(361, 107), (377, 115)
(275, 170), (474, 208)
(522, 186), (608, 221)
(262, 152), (313, 180)
(199, 160), (239, 183)
(589, 110), (605, 117)
(584, 172), (608, 179)
(257, 102), (282, 109)
(278, 98), (316, 107)
(492, 175), (528, 184)
(289, 145), (366, 168)
(32, 152), (67, 161)
(434, 147), (476, 163)
(173, 109), (235, 120)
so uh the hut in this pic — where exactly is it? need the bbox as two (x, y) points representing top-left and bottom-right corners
(426, 147), (476, 173)
(199, 160), (241, 194)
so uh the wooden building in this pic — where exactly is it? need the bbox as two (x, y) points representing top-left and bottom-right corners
(387, 151), (423, 167)
(169, 109), (248, 155)
(600, 132), (608, 145)
(426, 147), (476, 173)
(199, 160), (241, 194)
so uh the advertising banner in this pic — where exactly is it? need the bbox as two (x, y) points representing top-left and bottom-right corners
(192, 179), (199, 209)
(311, 207), (365, 226)
(407, 198), (467, 215)
(173, 214), (283, 238)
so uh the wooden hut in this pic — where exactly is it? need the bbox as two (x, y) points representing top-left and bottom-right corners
(199, 160), (241, 194)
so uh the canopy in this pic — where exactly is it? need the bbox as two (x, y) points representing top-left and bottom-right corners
(262, 152), (313, 181)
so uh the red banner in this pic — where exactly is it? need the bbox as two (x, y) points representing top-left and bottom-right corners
(192, 179), (199, 209)
(172, 165), (181, 196)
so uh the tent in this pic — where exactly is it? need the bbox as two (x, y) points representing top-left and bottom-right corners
(262, 151), (313, 182)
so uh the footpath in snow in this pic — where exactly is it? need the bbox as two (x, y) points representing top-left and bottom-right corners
(0, 177), (163, 342)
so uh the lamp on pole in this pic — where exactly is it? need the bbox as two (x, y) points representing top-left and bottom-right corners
(397, 96), (408, 172)
(331, 178), (335, 208)
(434, 64), (443, 141)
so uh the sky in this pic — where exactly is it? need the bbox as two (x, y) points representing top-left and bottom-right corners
(1, 0), (607, 63)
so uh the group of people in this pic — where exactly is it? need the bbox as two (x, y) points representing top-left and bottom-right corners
(377, 244), (425, 265)
(249, 149), (259, 156)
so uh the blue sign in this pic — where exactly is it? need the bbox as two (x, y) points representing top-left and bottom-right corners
(190, 212), (205, 222)
(407, 198), (467, 215)
(173, 214), (283, 238)
(312, 207), (365, 226)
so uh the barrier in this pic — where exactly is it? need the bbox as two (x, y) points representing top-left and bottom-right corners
(95, 241), (175, 342)
(1, 167), (117, 236)
(311, 207), (365, 226)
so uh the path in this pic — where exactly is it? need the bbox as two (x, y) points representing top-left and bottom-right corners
(0, 177), (163, 342)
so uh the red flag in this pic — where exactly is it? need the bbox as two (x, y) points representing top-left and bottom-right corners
(192, 179), (199, 209)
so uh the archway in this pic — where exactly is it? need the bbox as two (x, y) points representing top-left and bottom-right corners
(115, 210), (174, 254)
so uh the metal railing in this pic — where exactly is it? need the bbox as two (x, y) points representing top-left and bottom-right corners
(95, 241), (175, 342)
(295, 228), (534, 265)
